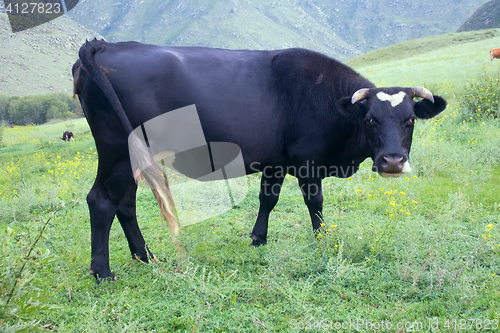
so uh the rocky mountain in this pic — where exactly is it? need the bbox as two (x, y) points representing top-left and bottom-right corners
(68, 0), (489, 61)
(458, 0), (500, 31)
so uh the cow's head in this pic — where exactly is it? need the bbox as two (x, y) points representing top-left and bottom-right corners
(338, 87), (447, 177)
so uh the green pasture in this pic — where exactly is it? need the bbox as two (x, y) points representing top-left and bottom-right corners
(1, 31), (500, 332)
(348, 29), (500, 96)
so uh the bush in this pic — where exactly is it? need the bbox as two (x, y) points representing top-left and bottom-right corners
(0, 95), (11, 123)
(0, 121), (6, 147)
(458, 73), (500, 120)
(0, 94), (79, 126)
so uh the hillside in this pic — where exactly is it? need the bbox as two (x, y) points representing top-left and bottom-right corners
(0, 13), (101, 96)
(348, 28), (500, 94)
(0, 0), (495, 98)
(458, 0), (500, 32)
(68, 0), (488, 61)
(67, 0), (356, 60)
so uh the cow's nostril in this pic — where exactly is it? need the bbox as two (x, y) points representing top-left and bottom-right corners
(381, 155), (404, 173)
(383, 155), (403, 164)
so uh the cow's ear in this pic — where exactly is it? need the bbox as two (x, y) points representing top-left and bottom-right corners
(414, 95), (447, 119)
(337, 97), (367, 119)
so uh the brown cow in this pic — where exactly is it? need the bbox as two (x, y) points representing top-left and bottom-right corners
(490, 48), (500, 62)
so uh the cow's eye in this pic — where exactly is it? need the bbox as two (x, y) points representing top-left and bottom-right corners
(365, 117), (377, 125)
(407, 117), (416, 125)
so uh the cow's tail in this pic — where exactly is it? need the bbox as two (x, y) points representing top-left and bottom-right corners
(76, 40), (181, 244)
(72, 60), (81, 99)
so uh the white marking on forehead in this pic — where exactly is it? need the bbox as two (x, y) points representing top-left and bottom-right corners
(376, 91), (406, 107)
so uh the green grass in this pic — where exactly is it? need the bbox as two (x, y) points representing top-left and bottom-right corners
(2, 38), (500, 331)
(1, 105), (500, 332)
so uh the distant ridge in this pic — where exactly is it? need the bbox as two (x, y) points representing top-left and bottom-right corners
(68, 0), (487, 61)
(458, 0), (500, 32)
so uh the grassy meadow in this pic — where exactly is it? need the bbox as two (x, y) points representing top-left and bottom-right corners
(348, 29), (500, 96)
(1, 32), (500, 332)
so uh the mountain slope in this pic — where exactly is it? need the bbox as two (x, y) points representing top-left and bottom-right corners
(0, 13), (101, 96)
(0, 0), (495, 97)
(68, 0), (358, 59)
(348, 28), (500, 94)
(458, 0), (500, 31)
(320, 0), (488, 53)
(68, 0), (488, 60)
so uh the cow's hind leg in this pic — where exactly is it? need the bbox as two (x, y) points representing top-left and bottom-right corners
(250, 174), (285, 246)
(116, 179), (155, 263)
(298, 177), (324, 231)
(87, 179), (118, 282)
(88, 160), (148, 282)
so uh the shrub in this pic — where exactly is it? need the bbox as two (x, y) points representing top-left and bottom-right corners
(0, 95), (11, 123)
(458, 73), (500, 120)
(0, 121), (6, 147)
(0, 94), (78, 126)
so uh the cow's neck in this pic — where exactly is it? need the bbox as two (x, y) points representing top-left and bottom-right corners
(330, 116), (371, 169)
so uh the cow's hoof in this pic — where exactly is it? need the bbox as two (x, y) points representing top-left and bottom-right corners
(90, 269), (116, 283)
(132, 252), (158, 263)
(132, 253), (148, 263)
(250, 234), (267, 247)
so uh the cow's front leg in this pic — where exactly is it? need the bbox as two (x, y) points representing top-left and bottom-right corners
(298, 177), (324, 231)
(250, 174), (285, 246)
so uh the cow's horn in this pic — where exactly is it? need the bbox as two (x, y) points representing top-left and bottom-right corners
(351, 88), (370, 104)
(412, 87), (434, 103)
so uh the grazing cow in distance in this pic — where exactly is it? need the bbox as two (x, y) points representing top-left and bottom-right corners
(491, 48), (500, 62)
(72, 40), (447, 282)
(61, 130), (74, 141)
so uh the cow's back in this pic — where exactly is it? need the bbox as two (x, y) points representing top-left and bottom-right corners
(83, 42), (287, 169)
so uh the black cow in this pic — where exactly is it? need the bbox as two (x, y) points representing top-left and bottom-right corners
(73, 40), (446, 281)
(61, 130), (74, 141)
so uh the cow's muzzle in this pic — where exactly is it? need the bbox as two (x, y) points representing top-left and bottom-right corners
(373, 154), (411, 178)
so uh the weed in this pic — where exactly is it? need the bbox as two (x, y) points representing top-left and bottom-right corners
(458, 72), (500, 120)
(1, 202), (74, 331)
